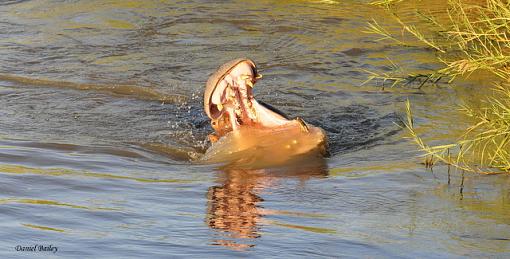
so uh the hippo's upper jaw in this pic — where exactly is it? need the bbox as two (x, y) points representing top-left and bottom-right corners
(204, 58), (292, 140)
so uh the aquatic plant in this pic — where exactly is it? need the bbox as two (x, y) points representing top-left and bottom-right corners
(404, 87), (510, 173)
(361, 57), (444, 90)
(366, 0), (510, 173)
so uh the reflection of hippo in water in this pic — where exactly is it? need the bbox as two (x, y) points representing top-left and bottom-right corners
(201, 58), (328, 167)
(206, 160), (328, 250)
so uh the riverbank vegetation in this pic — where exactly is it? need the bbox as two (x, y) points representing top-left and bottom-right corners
(365, 0), (510, 173)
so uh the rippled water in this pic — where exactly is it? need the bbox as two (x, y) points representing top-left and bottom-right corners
(0, 0), (509, 258)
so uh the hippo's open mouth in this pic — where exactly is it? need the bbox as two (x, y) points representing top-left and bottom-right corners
(203, 58), (328, 160)
(204, 58), (312, 142)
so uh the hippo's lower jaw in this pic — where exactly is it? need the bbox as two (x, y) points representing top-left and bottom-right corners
(203, 58), (328, 162)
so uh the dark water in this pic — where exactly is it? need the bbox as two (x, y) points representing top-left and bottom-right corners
(0, 0), (508, 258)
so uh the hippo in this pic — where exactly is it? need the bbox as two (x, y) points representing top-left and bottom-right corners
(200, 58), (328, 167)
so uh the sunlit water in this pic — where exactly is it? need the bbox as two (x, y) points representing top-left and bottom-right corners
(0, 0), (508, 258)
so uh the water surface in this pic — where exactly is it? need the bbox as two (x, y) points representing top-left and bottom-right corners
(0, 0), (508, 258)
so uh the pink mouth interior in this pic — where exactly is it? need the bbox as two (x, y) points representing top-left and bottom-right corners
(209, 62), (289, 129)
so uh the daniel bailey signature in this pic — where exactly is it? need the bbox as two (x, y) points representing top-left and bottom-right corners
(15, 244), (58, 253)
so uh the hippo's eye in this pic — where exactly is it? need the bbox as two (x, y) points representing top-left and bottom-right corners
(212, 121), (217, 126)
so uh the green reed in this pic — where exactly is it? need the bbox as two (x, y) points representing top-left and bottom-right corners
(367, 0), (510, 173)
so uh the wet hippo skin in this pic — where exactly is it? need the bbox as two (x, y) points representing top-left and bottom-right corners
(201, 58), (328, 167)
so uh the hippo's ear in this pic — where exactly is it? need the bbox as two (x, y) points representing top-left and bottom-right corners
(250, 63), (258, 79)
(257, 100), (290, 120)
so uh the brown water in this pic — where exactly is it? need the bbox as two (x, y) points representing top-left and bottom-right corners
(0, 0), (509, 258)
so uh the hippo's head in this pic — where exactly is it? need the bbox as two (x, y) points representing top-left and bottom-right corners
(202, 58), (328, 165)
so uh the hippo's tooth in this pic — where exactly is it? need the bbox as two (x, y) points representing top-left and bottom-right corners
(227, 106), (239, 130)
(296, 117), (310, 133)
(235, 106), (243, 116)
